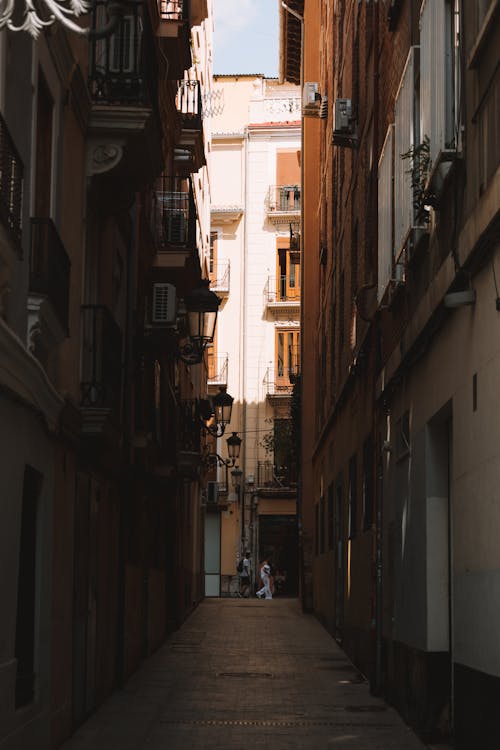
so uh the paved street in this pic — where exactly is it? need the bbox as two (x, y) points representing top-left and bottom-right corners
(62, 598), (427, 750)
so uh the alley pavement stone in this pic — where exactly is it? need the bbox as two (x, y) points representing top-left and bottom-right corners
(62, 598), (428, 750)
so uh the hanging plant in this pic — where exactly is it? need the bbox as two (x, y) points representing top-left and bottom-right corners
(401, 135), (433, 226)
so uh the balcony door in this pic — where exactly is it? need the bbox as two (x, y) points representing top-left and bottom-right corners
(276, 328), (300, 389)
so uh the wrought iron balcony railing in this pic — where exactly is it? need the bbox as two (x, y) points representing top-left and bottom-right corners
(158, 0), (188, 20)
(29, 218), (71, 332)
(265, 380), (294, 397)
(151, 175), (196, 250)
(209, 260), (230, 294)
(207, 354), (228, 387)
(256, 461), (297, 488)
(265, 275), (300, 304)
(0, 113), (23, 249)
(266, 184), (301, 213)
(88, 1), (152, 105)
(176, 79), (203, 131)
(80, 305), (122, 414)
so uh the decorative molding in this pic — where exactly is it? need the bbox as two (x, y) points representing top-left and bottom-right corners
(87, 142), (124, 176)
(0, 317), (63, 432)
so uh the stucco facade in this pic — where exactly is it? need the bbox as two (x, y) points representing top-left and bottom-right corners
(206, 74), (300, 596)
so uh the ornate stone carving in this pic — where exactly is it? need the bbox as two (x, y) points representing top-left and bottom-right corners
(87, 143), (124, 176)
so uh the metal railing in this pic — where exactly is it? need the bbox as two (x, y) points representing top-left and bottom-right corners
(151, 175), (196, 250)
(256, 461), (296, 488)
(0, 113), (23, 249)
(207, 354), (228, 386)
(267, 184), (301, 213)
(80, 305), (123, 413)
(265, 381), (294, 396)
(88, 1), (152, 105)
(210, 260), (230, 293)
(176, 80), (203, 131)
(158, 0), (188, 20)
(265, 275), (300, 303)
(29, 218), (71, 332)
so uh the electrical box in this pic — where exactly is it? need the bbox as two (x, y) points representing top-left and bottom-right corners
(334, 98), (353, 132)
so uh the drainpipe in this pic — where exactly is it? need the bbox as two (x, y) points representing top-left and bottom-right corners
(281, 0), (305, 610)
(240, 124), (249, 555)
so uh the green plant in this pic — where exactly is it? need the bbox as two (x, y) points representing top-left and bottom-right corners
(401, 135), (432, 225)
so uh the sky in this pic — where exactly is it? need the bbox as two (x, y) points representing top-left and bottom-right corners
(212, 0), (279, 77)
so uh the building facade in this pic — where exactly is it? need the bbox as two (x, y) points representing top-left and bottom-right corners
(282, 0), (500, 747)
(0, 2), (215, 748)
(206, 74), (301, 597)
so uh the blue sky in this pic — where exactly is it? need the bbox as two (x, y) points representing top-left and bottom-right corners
(213, 0), (279, 77)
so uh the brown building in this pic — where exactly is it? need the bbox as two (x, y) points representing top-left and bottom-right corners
(282, 1), (500, 747)
(0, 2), (216, 748)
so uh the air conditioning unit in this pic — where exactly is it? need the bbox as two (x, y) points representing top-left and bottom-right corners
(302, 82), (320, 114)
(164, 211), (187, 244)
(334, 98), (353, 132)
(152, 283), (176, 324)
(206, 481), (218, 505)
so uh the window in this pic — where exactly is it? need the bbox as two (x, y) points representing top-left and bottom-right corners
(348, 454), (357, 539)
(328, 482), (334, 550)
(15, 466), (43, 708)
(209, 231), (217, 275)
(275, 329), (300, 388)
(394, 46), (420, 255)
(35, 70), (54, 217)
(362, 437), (374, 530)
(377, 125), (394, 301)
(420, 0), (458, 165)
(276, 239), (300, 302)
(315, 503), (319, 556)
(320, 496), (325, 554)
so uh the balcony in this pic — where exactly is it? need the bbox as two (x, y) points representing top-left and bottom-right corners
(265, 275), (300, 314)
(87, 2), (162, 184)
(265, 380), (294, 399)
(266, 184), (301, 224)
(150, 0), (191, 79)
(80, 305), (123, 435)
(207, 353), (228, 392)
(175, 80), (205, 172)
(256, 461), (297, 489)
(0, 113), (23, 251)
(150, 176), (197, 269)
(28, 219), (71, 356)
(209, 260), (230, 296)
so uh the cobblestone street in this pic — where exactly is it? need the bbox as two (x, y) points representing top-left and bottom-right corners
(62, 598), (427, 750)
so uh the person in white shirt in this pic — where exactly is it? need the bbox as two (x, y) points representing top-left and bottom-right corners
(256, 560), (272, 599)
(239, 552), (251, 597)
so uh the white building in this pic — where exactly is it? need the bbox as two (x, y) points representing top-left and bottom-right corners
(205, 75), (301, 597)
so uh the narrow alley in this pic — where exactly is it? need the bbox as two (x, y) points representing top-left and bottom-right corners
(62, 599), (426, 750)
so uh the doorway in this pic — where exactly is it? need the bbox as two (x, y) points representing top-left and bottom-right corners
(258, 514), (298, 596)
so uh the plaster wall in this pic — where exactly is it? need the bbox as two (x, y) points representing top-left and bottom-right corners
(385, 246), (500, 675)
(0, 395), (54, 749)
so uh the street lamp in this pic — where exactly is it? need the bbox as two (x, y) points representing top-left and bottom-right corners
(198, 388), (234, 438)
(177, 281), (221, 365)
